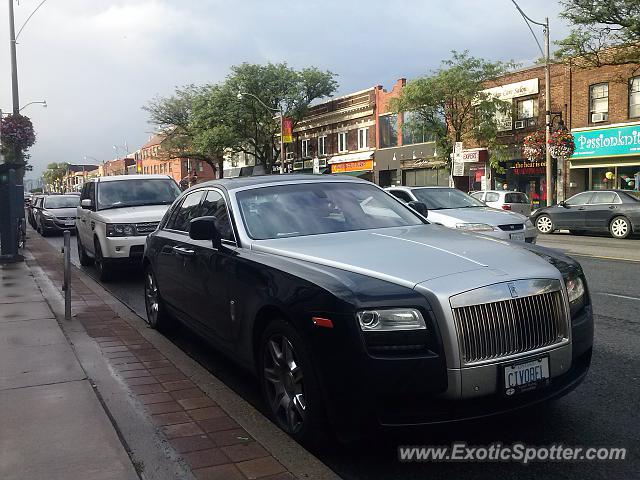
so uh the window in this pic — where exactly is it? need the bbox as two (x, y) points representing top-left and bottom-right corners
(317, 136), (327, 156)
(337, 132), (348, 153)
(379, 114), (398, 148)
(589, 83), (609, 122)
(402, 111), (433, 145)
(168, 190), (205, 232)
(410, 188), (485, 210)
(630, 77), (640, 118)
(590, 191), (619, 204)
(505, 193), (529, 204)
(389, 190), (413, 203)
(470, 192), (485, 201)
(301, 139), (310, 158)
(565, 192), (593, 206)
(485, 192), (500, 202)
(516, 98), (537, 126)
(198, 161), (204, 172)
(199, 190), (234, 242)
(358, 128), (368, 150)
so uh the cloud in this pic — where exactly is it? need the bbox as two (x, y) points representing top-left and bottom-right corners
(0, 0), (570, 178)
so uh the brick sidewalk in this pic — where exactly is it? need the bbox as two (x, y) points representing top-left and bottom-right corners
(26, 234), (296, 480)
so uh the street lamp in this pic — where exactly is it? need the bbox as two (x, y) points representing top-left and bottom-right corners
(510, 0), (553, 207)
(237, 92), (285, 175)
(19, 100), (46, 112)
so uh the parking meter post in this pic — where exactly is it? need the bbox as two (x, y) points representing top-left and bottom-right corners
(63, 230), (71, 320)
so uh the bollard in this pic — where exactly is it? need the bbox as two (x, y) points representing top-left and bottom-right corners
(62, 230), (71, 320)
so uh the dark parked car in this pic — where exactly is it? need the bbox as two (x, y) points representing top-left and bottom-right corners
(27, 194), (44, 228)
(533, 190), (640, 239)
(143, 175), (593, 444)
(34, 194), (80, 236)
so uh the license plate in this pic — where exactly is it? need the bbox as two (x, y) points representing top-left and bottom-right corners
(510, 232), (525, 242)
(64, 220), (75, 226)
(503, 357), (550, 396)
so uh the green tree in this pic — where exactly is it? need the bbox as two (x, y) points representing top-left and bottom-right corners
(42, 162), (69, 191)
(555, 0), (640, 67)
(390, 51), (516, 169)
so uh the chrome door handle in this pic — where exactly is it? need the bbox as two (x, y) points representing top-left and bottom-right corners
(172, 246), (195, 257)
(608, 205), (616, 209)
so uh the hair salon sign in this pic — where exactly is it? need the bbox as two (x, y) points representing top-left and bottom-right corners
(572, 123), (640, 159)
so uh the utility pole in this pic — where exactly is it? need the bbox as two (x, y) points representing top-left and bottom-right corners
(543, 17), (552, 207)
(9, 0), (19, 115)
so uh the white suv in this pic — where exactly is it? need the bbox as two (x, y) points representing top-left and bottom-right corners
(470, 190), (532, 216)
(76, 175), (181, 281)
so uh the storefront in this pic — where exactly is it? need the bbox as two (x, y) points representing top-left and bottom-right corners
(329, 152), (374, 181)
(373, 142), (445, 187)
(501, 159), (552, 209)
(568, 122), (640, 197)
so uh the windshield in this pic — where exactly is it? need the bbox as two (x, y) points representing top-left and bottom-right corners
(236, 182), (425, 240)
(411, 188), (485, 210)
(97, 179), (181, 210)
(44, 196), (80, 209)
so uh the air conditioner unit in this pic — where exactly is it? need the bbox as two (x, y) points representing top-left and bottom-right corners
(591, 112), (606, 123)
(514, 120), (525, 129)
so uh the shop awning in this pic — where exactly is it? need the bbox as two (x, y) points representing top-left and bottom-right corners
(328, 151), (374, 165)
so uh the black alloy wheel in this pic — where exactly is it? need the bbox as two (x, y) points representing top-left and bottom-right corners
(259, 319), (327, 446)
(144, 266), (172, 330)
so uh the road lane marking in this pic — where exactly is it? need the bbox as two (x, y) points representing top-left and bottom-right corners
(565, 252), (640, 263)
(594, 292), (640, 302)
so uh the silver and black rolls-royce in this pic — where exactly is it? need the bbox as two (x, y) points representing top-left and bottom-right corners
(143, 175), (593, 444)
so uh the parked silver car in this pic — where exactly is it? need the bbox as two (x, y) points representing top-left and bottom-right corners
(386, 186), (537, 243)
(470, 190), (532, 216)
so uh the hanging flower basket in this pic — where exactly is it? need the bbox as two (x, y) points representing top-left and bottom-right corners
(522, 130), (546, 161)
(0, 114), (36, 152)
(548, 130), (575, 159)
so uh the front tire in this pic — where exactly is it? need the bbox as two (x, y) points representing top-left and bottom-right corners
(77, 235), (93, 266)
(609, 216), (631, 239)
(144, 266), (173, 330)
(535, 214), (554, 234)
(94, 239), (112, 282)
(259, 319), (327, 447)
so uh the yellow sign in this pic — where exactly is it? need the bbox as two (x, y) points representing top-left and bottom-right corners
(331, 160), (373, 173)
(282, 118), (293, 144)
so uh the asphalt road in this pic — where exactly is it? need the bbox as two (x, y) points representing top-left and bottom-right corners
(42, 231), (640, 479)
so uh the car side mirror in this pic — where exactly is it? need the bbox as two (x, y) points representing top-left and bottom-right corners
(189, 216), (222, 249)
(407, 200), (429, 218)
(559, 201), (567, 208)
(81, 199), (93, 209)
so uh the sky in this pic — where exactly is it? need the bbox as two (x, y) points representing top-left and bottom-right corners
(0, 0), (571, 180)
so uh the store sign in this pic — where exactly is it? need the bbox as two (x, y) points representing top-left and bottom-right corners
(572, 124), (640, 159)
(482, 79), (539, 100)
(282, 118), (293, 144)
(510, 160), (546, 175)
(462, 149), (488, 163)
(452, 161), (465, 176)
(331, 159), (373, 173)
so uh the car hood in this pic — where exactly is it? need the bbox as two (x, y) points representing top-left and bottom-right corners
(250, 224), (559, 289)
(47, 208), (78, 218)
(87, 204), (170, 223)
(427, 207), (527, 226)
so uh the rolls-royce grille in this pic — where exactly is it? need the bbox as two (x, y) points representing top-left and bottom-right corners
(135, 222), (159, 234)
(452, 290), (567, 364)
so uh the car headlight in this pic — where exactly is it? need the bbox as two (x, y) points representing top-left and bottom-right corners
(41, 211), (54, 218)
(357, 308), (426, 331)
(566, 276), (586, 318)
(106, 223), (137, 237)
(455, 223), (496, 232)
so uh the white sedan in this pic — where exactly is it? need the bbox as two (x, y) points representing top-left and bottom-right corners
(386, 186), (537, 243)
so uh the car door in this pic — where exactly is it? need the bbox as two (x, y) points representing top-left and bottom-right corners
(153, 189), (206, 319)
(583, 191), (621, 231)
(504, 192), (531, 215)
(77, 183), (94, 250)
(552, 191), (593, 229)
(484, 191), (500, 209)
(189, 189), (238, 342)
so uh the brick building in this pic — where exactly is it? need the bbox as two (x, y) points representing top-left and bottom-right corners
(474, 60), (640, 205)
(291, 87), (378, 180)
(102, 157), (134, 177)
(139, 133), (217, 186)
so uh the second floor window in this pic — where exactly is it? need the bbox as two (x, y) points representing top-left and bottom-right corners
(301, 139), (310, 158)
(630, 77), (640, 118)
(589, 83), (609, 122)
(318, 136), (327, 156)
(358, 127), (368, 149)
(337, 132), (348, 153)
